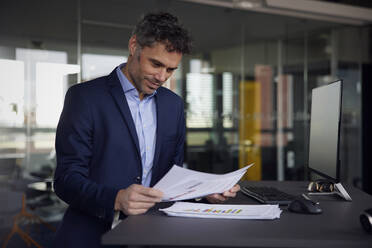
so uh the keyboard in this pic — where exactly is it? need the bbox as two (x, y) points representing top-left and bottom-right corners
(241, 186), (296, 205)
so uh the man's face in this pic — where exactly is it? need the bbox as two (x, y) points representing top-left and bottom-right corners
(125, 36), (182, 99)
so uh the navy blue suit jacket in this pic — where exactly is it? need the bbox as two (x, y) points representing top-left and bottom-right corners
(53, 68), (185, 248)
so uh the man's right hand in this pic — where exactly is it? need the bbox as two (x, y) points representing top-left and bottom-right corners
(114, 184), (163, 215)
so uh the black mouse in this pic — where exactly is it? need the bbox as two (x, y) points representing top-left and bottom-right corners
(288, 197), (322, 214)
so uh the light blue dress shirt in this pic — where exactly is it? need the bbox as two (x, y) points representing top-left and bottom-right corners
(116, 63), (157, 187)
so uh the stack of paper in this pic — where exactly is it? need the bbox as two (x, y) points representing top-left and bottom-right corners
(159, 202), (282, 220)
(154, 164), (253, 201)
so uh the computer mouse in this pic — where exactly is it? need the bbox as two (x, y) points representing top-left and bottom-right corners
(288, 197), (322, 214)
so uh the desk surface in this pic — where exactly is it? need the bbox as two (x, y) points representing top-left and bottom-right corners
(102, 181), (372, 248)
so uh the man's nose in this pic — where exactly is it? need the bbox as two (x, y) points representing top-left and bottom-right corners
(155, 68), (168, 82)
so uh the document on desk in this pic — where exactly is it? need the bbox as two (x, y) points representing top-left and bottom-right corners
(153, 163), (253, 201)
(160, 202), (282, 219)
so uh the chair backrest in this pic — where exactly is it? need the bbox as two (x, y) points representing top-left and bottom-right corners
(0, 158), (17, 181)
(21, 152), (53, 175)
(0, 189), (23, 214)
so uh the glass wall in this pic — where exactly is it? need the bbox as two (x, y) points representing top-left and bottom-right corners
(0, 0), (370, 190)
(0, 0), (76, 182)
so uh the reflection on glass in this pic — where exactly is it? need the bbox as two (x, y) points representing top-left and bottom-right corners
(186, 73), (213, 128)
(0, 59), (24, 127)
(82, 53), (127, 81)
(36, 62), (79, 127)
(16, 48), (80, 128)
(187, 132), (211, 146)
(222, 72), (233, 128)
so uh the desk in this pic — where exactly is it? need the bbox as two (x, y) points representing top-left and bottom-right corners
(102, 181), (372, 247)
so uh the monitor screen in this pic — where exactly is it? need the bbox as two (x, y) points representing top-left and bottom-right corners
(308, 80), (342, 182)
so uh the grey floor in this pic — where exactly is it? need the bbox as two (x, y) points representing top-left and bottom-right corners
(0, 221), (60, 248)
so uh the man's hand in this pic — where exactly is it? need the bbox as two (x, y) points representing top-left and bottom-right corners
(205, 184), (241, 204)
(114, 184), (163, 215)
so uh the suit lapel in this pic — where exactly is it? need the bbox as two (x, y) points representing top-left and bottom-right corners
(107, 69), (141, 158)
(152, 90), (164, 173)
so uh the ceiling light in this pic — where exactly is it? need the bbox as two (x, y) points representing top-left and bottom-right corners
(233, 0), (263, 9)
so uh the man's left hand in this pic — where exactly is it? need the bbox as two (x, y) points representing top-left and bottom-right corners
(205, 184), (241, 204)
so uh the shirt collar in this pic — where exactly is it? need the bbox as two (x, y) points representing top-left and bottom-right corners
(116, 63), (157, 98)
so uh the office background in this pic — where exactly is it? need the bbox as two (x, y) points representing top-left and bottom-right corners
(0, 0), (371, 246)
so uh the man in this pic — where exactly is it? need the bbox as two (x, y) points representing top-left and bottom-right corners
(53, 12), (240, 248)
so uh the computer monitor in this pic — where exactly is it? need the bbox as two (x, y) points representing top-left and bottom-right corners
(307, 80), (351, 201)
(308, 80), (342, 182)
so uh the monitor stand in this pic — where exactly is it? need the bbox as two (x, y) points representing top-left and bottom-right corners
(308, 183), (352, 201)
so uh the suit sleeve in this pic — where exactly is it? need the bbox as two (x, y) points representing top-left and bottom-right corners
(53, 86), (119, 222)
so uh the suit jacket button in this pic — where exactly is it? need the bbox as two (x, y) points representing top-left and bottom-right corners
(136, 176), (141, 183)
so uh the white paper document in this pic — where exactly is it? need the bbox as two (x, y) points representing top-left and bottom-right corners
(153, 164), (253, 201)
(160, 202), (282, 220)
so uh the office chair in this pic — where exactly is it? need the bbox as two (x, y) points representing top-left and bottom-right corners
(1, 192), (56, 248)
(1, 151), (58, 248)
(21, 152), (61, 211)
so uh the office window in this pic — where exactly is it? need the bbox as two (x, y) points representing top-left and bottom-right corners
(186, 72), (214, 128)
(223, 72), (233, 128)
(16, 48), (80, 128)
(0, 59), (24, 127)
(82, 53), (127, 81)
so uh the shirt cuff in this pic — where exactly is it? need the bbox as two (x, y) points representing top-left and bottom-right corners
(111, 211), (121, 229)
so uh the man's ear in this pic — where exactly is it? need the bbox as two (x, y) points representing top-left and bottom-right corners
(128, 36), (137, 56)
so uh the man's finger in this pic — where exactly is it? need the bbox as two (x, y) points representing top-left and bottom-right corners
(126, 208), (149, 215)
(133, 185), (164, 199)
(127, 201), (155, 210)
(128, 191), (162, 203)
(211, 193), (227, 202)
(223, 191), (237, 197)
(229, 184), (241, 193)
